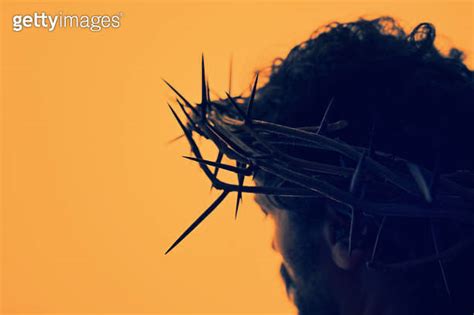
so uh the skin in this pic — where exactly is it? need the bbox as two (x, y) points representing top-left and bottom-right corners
(257, 195), (426, 315)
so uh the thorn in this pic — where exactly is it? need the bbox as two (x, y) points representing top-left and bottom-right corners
(163, 79), (199, 117)
(183, 155), (250, 175)
(211, 151), (225, 190)
(167, 133), (185, 144)
(168, 103), (193, 143)
(348, 207), (355, 256)
(235, 192), (242, 220)
(407, 162), (432, 203)
(228, 54), (233, 96)
(350, 150), (367, 194)
(235, 161), (245, 219)
(175, 98), (204, 137)
(165, 190), (230, 255)
(316, 97), (335, 135)
(207, 80), (211, 102)
(201, 54), (207, 118)
(430, 222), (451, 297)
(370, 216), (386, 262)
(225, 92), (246, 119)
(176, 99), (197, 127)
(251, 169), (258, 181)
(167, 104), (227, 190)
(246, 72), (259, 124)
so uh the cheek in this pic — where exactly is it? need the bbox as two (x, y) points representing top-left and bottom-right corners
(271, 211), (296, 257)
(270, 212), (302, 286)
(272, 212), (323, 274)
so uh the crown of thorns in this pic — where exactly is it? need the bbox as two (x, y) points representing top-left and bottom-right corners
(164, 56), (474, 296)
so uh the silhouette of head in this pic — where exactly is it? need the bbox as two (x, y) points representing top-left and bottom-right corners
(251, 16), (474, 315)
(166, 15), (474, 315)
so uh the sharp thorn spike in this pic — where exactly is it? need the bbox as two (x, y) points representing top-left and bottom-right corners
(176, 98), (197, 127)
(225, 92), (246, 119)
(252, 168), (259, 181)
(316, 97), (335, 135)
(175, 98), (204, 136)
(235, 192), (242, 220)
(183, 155), (250, 175)
(210, 152), (224, 191)
(430, 222), (451, 297)
(165, 190), (230, 255)
(201, 53), (207, 105)
(370, 216), (386, 262)
(235, 161), (245, 219)
(200, 54), (209, 120)
(167, 133), (185, 144)
(168, 103), (189, 134)
(348, 207), (355, 256)
(350, 150), (367, 194)
(168, 104), (202, 158)
(407, 162), (432, 203)
(167, 104), (228, 190)
(246, 72), (259, 124)
(163, 79), (199, 116)
(228, 54), (233, 95)
(213, 151), (224, 178)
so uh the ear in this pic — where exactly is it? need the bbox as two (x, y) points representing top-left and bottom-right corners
(322, 208), (367, 271)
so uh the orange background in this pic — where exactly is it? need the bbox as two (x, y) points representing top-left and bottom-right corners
(1, 1), (473, 314)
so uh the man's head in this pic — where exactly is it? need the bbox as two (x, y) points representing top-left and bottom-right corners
(166, 15), (474, 315)
(251, 16), (474, 315)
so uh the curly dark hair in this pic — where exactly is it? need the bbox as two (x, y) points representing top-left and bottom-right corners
(253, 16), (473, 172)
(250, 16), (474, 314)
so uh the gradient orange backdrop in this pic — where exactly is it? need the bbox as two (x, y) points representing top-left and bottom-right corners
(1, 1), (473, 314)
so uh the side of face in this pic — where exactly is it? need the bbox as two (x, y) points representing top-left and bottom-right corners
(260, 199), (368, 315)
